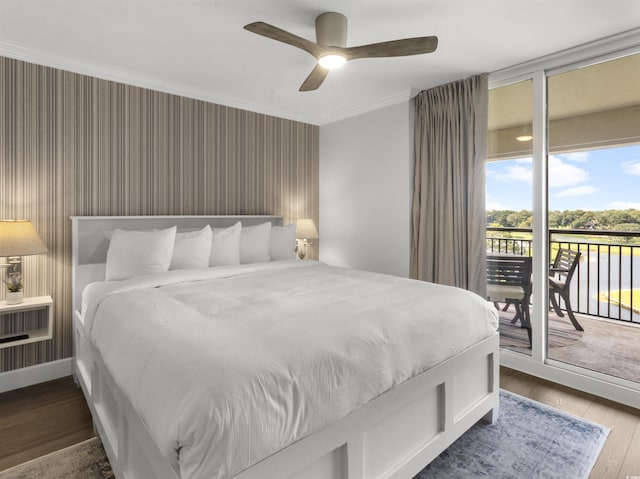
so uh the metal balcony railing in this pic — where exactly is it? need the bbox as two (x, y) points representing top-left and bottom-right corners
(486, 227), (640, 323)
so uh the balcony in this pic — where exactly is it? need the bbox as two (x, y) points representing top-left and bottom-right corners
(487, 227), (640, 384)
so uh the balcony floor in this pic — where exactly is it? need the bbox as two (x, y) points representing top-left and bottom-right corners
(497, 304), (640, 384)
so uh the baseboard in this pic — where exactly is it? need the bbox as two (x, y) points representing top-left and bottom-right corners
(0, 358), (73, 394)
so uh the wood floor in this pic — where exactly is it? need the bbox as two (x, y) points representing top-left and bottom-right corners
(501, 367), (640, 479)
(0, 376), (95, 471)
(0, 370), (639, 477)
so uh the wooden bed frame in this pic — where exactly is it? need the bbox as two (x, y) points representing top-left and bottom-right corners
(71, 215), (499, 479)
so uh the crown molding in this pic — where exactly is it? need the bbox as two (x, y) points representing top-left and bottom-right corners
(0, 40), (327, 126)
(0, 40), (417, 127)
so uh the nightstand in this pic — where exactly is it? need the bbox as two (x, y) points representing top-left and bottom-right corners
(0, 295), (53, 348)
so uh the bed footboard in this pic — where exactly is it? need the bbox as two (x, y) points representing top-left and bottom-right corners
(74, 315), (498, 479)
(236, 332), (499, 479)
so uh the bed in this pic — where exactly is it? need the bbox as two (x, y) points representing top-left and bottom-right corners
(71, 215), (499, 479)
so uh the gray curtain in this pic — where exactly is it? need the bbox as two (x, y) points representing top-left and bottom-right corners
(410, 74), (488, 297)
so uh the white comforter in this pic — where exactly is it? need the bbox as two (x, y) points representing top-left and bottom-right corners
(83, 260), (498, 479)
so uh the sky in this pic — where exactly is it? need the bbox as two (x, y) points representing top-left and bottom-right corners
(486, 144), (640, 211)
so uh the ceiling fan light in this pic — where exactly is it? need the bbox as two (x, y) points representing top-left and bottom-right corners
(516, 135), (533, 142)
(318, 54), (346, 70)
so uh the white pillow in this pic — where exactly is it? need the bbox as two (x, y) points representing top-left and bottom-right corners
(270, 224), (297, 260)
(240, 222), (272, 264)
(170, 225), (212, 270)
(210, 222), (242, 266)
(105, 226), (177, 281)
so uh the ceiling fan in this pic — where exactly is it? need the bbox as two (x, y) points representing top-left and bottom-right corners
(244, 12), (438, 92)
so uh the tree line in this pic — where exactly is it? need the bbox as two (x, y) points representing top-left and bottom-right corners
(487, 209), (640, 232)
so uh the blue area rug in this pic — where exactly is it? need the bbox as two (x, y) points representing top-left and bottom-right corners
(415, 390), (609, 479)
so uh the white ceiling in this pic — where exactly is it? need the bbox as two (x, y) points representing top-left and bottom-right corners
(1, 0), (639, 125)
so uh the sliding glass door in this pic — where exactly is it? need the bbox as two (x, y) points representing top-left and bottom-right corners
(546, 53), (640, 383)
(487, 80), (534, 356)
(488, 50), (640, 393)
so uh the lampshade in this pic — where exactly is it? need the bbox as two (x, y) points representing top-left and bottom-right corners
(0, 220), (48, 257)
(296, 219), (319, 240)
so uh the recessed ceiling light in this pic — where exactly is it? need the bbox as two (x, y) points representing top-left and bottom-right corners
(516, 135), (533, 142)
(318, 54), (347, 70)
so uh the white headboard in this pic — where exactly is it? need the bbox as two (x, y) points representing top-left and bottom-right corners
(70, 215), (283, 313)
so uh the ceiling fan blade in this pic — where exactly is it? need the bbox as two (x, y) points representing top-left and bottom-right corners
(299, 64), (329, 92)
(244, 22), (324, 58)
(344, 36), (438, 60)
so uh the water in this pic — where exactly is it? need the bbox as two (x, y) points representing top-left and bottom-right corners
(570, 252), (640, 323)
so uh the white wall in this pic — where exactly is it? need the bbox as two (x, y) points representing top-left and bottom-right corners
(319, 101), (413, 277)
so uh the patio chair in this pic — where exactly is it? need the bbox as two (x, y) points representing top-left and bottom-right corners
(549, 248), (584, 331)
(486, 254), (533, 345)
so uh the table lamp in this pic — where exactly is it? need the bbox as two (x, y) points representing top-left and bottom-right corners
(295, 219), (318, 259)
(0, 220), (48, 304)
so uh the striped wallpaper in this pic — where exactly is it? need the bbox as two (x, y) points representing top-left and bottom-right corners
(0, 56), (319, 373)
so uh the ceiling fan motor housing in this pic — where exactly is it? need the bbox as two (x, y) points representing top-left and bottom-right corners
(315, 12), (347, 48)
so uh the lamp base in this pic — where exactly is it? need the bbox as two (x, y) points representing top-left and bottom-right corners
(6, 291), (23, 305)
(6, 256), (22, 275)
